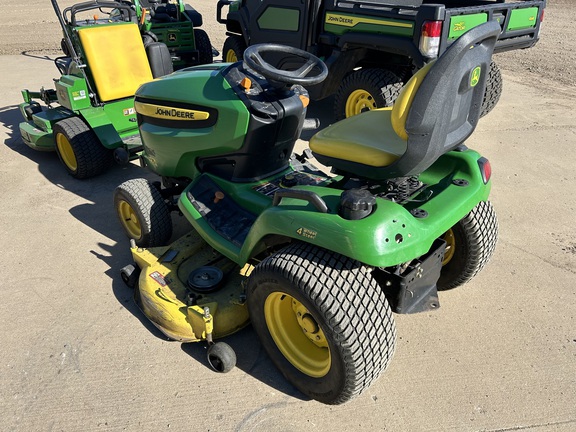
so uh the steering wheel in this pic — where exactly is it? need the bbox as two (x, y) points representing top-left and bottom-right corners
(243, 44), (328, 87)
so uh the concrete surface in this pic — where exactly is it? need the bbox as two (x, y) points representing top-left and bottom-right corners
(1, 4), (576, 432)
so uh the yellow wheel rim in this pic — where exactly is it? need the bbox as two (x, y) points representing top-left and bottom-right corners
(225, 49), (238, 63)
(118, 200), (142, 240)
(345, 89), (377, 117)
(264, 292), (331, 378)
(442, 229), (456, 266)
(55, 133), (77, 171)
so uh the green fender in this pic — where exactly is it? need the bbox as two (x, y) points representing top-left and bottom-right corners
(80, 99), (140, 149)
(180, 150), (491, 268)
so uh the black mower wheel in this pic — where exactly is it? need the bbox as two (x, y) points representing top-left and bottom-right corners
(222, 35), (246, 63)
(480, 61), (503, 118)
(113, 178), (173, 248)
(247, 242), (396, 405)
(438, 201), (498, 290)
(207, 342), (237, 373)
(60, 38), (70, 56)
(194, 29), (213, 65)
(120, 264), (140, 289)
(334, 68), (403, 121)
(53, 117), (113, 179)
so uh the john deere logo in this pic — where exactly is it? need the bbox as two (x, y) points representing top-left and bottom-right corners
(168, 33), (177, 42)
(453, 21), (466, 32)
(470, 66), (481, 87)
(134, 101), (210, 120)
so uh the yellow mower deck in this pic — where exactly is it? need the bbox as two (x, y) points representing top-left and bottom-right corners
(131, 230), (251, 342)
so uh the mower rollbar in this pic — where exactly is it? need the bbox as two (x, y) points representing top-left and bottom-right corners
(50, 0), (101, 105)
(50, 0), (78, 67)
(65, 1), (134, 26)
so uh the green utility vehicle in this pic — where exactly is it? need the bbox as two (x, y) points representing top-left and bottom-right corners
(19, 0), (173, 179)
(118, 0), (214, 69)
(115, 22), (500, 404)
(217, 0), (545, 119)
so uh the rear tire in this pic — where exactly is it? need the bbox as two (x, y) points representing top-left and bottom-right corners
(53, 117), (112, 179)
(113, 178), (173, 247)
(480, 61), (502, 117)
(194, 29), (213, 65)
(334, 68), (403, 120)
(438, 201), (498, 290)
(222, 35), (246, 63)
(247, 242), (396, 405)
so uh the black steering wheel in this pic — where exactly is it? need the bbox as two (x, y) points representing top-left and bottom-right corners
(243, 44), (328, 87)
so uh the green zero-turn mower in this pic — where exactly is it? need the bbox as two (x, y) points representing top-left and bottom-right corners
(18, 0), (173, 179)
(117, 0), (214, 69)
(114, 21), (501, 404)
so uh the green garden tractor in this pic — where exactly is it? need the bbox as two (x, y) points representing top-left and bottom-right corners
(115, 22), (501, 404)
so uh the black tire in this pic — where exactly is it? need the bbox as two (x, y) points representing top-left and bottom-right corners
(334, 68), (403, 121)
(113, 178), (173, 247)
(120, 264), (140, 288)
(60, 38), (70, 57)
(480, 61), (502, 118)
(207, 342), (237, 373)
(438, 201), (498, 290)
(53, 117), (113, 179)
(222, 35), (246, 63)
(193, 29), (213, 65)
(247, 242), (396, 405)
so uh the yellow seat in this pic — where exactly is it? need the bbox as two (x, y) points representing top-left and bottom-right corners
(309, 62), (433, 169)
(78, 23), (153, 102)
(309, 108), (406, 167)
(309, 21), (501, 179)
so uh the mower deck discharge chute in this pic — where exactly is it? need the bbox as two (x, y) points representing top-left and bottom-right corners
(115, 22), (500, 404)
(18, 0), (173, 179)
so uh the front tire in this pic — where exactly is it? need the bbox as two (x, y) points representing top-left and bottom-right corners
(334, 68), (403, 120)
(113, 178), (173, 247)
(53, 117), (112, 179)
(247, 242), (396, 405)
(222, 35), (246, 63)
(194, 29), (213, 65)
(438, 201), (498, 290)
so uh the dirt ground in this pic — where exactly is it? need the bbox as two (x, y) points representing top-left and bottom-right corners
(2, 0), (574, 89)
(1, 1), (575, 432)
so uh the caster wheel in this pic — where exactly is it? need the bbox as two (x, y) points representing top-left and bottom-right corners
(120, 264), (140, 288)
(207, 342), (236, 373)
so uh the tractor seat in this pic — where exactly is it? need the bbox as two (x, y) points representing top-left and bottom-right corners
(77, 22), (172, 102)
(310, 21), (501, 180)
(310, 62), (432, 171)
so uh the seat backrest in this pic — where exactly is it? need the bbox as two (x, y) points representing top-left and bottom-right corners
(380, 20), (500, 178)
(77, 23), (154, 102)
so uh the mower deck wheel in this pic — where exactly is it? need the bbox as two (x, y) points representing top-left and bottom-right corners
(114, 178), (173, 247)
(247, 242), (396, 405)
(120, 264), (140, 288)
(207, 342), (236, 373)
(222, 35), (246, 63)
(53, 117), (113, 179)
(438, 201), (498, 290)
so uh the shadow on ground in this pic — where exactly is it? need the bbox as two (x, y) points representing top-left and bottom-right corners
(1, 99), (329, 402)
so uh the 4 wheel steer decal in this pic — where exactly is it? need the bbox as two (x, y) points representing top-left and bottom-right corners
(296, 227), (317, 239)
